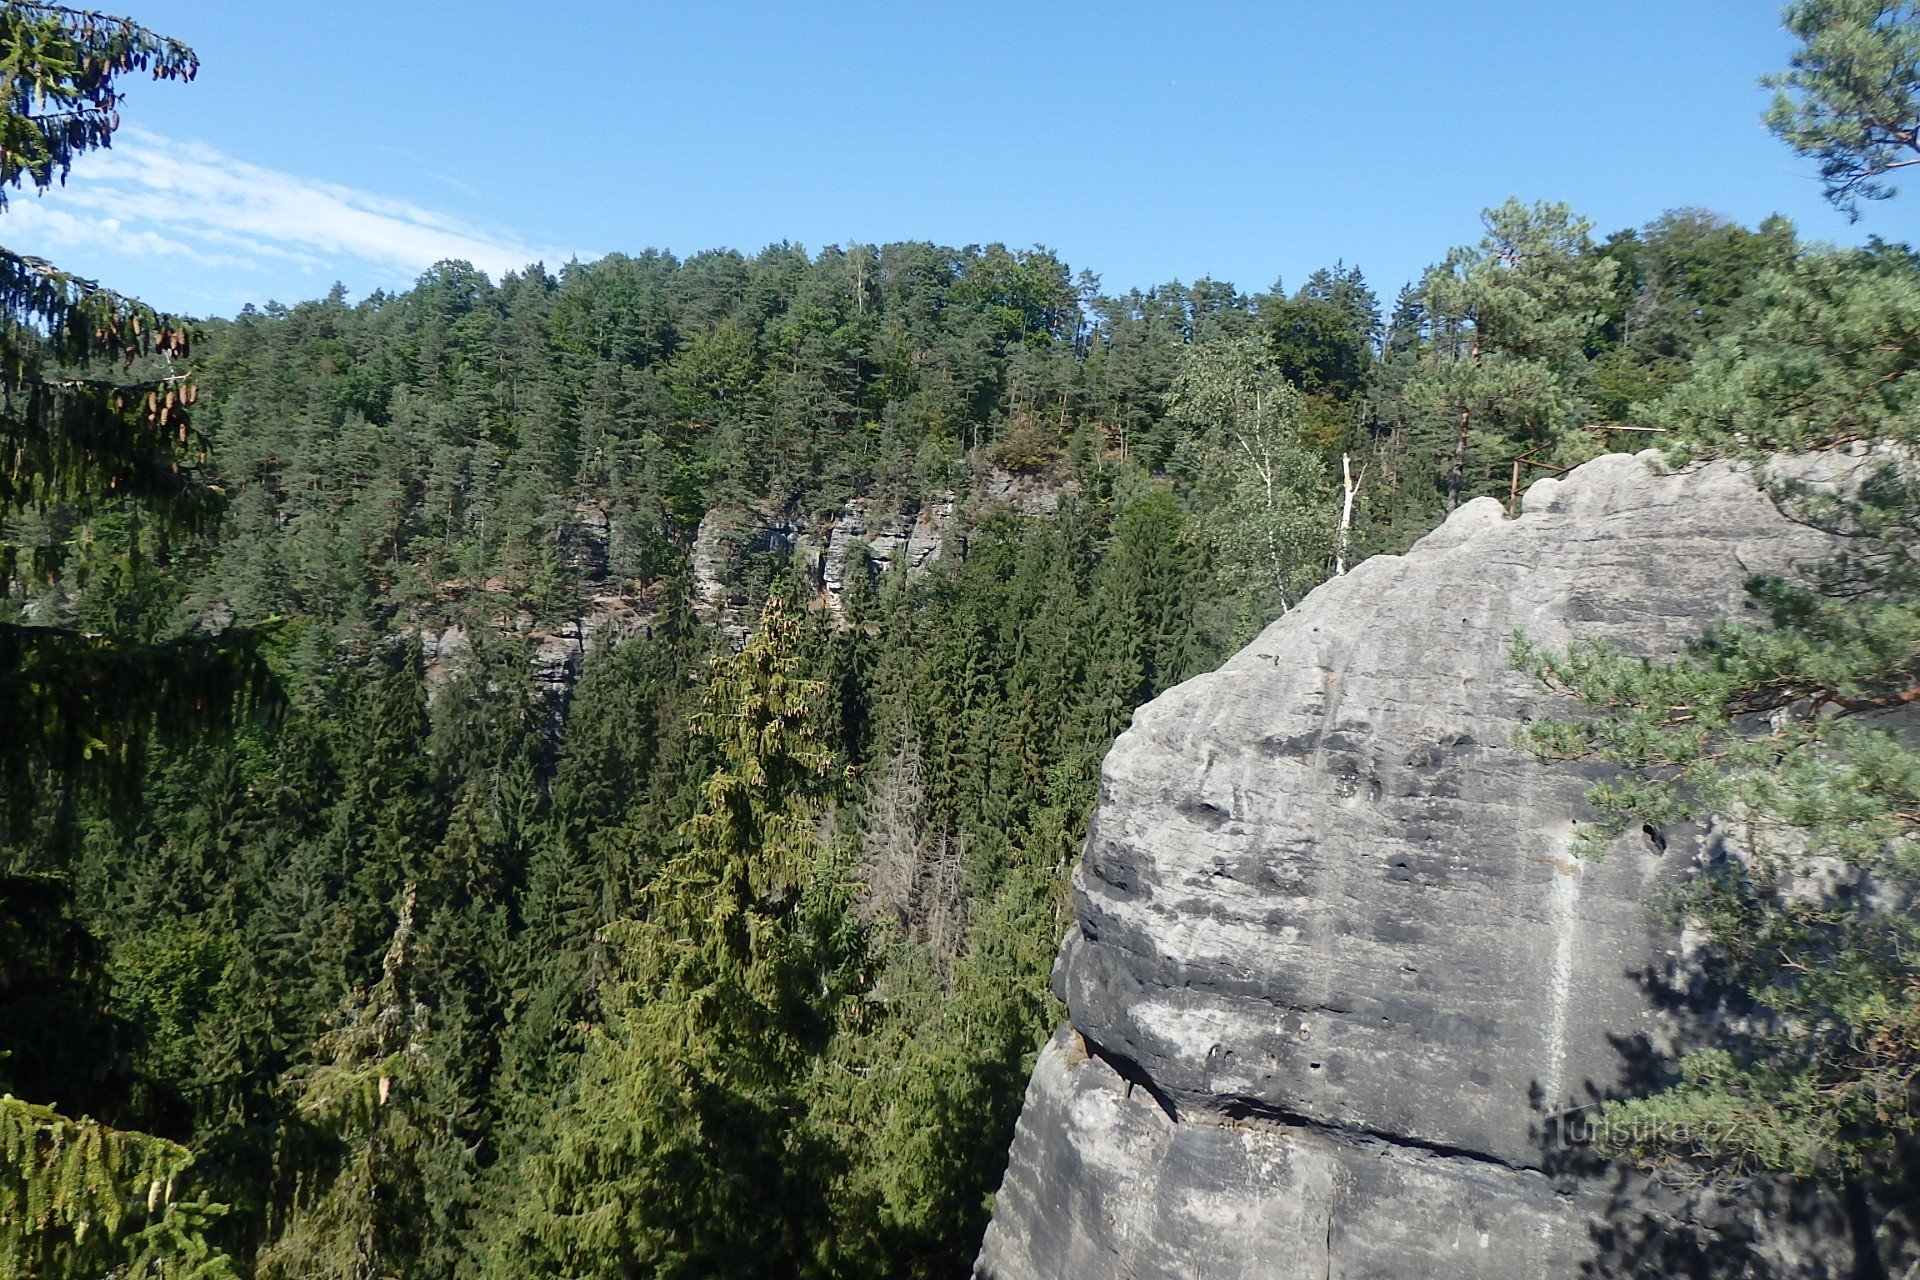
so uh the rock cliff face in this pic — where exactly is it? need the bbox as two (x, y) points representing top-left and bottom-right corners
(977, 453), (1900, 1279)
(419, 469), (1073, 694)
(688, 470), (1072, 640)
(688, 497), (953, 637)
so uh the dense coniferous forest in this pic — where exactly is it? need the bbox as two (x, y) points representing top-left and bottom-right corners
(2, 212), (1831, 1279)
(6, 3), (1920, 1278)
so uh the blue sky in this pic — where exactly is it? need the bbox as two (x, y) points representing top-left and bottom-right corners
(5, 0), (1911, 316)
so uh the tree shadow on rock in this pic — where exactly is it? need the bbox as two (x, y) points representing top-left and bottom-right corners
(1528, 948), (1907, 1280)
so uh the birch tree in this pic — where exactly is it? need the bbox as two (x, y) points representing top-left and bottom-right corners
(1170, 341), (1336, 639)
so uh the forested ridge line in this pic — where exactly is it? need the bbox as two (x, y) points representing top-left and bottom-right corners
(3, 198), (1856, 1277)
(8, 5), (1920, 1272)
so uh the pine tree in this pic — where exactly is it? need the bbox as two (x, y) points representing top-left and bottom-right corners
(1411, 199), (1617, 510)
(1649, 240), (1920, 459)
(1766, 1), (1920, 216)
(1517, 516), (1920, 1178)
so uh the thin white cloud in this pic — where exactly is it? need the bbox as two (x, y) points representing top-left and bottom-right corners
(4, 128), (568, 290)
(4, 203), (263, 271)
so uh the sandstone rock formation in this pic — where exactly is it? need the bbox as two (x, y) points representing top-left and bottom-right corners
(689, 498), (952, 642)
(422, 471), (1053, 697)
(688, 469), (1070, 638)
(818, 494), (952, 612)
(977, 453), (1902, 1279)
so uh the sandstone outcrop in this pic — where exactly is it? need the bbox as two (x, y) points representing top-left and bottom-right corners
(977, 452), (1905, 1279)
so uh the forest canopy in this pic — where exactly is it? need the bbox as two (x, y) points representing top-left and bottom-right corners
(3, 2), (1919, 1278)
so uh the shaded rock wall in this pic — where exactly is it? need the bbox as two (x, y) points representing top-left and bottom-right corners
(977, 453), (1898, 1279)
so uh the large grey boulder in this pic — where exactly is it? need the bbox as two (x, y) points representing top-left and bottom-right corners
(976, 453), (1893, 1279)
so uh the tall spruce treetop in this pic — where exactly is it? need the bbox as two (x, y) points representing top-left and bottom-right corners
(0, 5), (265, 808)
(1767, 0), (1920, 216)
(483, 596), (861, 1279)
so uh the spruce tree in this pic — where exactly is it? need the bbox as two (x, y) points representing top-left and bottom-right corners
(0, 9), (255, 1275)
(482, 596), (862, 1279)
(0, 4), (270, 808)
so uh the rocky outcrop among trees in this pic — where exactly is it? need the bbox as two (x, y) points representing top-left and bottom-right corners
(977, 452), (1912, 1279)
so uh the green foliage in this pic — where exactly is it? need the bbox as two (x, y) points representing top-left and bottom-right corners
(1517, 454), (1920, 1178)
(258, 883), (477, 1280)
(1650, 241), (1920, 458)
(1168, 340), (1338, 634)
(483, 597), (856, 1278)
(0, 40), (274, 813)
(0, 623), (276, 822)
(1590, 209), (1797, 418)
(1506, 30), (1920, 1181)
(0, 6), (213, 557)
(1766, 1), (1920, 216)
(0, 4), (195, 203)
(0, 1094), (238, 1279)
(106, 921), (239, 1091)
(22, 196), (1802, 1272)
(1262, 292), (1371, 403)
(1425, 198), (1617, 367)
(26, 218), (1377, 1276)
(1411, 198), (1617, 508)
(0, 11), (270, 1277)
(949, 244), (1078, 348)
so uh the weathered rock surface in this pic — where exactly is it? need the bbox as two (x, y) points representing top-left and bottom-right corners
(689, 497), (954, 641)
(688, 470), (1066, 636)
(420, 592), (653, 700)
(819, 494), (953, 611)
(977, 453), (1902, 1279)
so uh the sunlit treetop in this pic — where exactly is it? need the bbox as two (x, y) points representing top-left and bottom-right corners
(1766, 0), (1920, 216)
